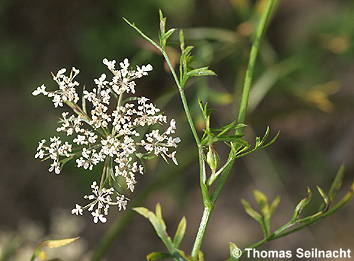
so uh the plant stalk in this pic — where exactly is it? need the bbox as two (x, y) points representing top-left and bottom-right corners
(191, 206), (213, 257)
(190, 0), (278, 257)
(124, 18), (201, 146)
(237, 0), (278, 125)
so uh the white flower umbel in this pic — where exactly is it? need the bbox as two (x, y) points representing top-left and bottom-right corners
(33, 58), (180, 223)
(71, 182), (128, 223)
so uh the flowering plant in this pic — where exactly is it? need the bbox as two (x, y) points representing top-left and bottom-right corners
(32, 1), (353, 260)
(33, 59), (180, 223)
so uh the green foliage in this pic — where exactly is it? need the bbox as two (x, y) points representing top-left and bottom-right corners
(158, 10), (176, 50)
(206, 126), (279, 186)
(30, 237), (79, 261)
(124, 10), (216, 93)
(235, 165), (354, 259)
(241, 191), (280, 237)
(134, 204), (192, 261)
(173, 217), (187, 248)
(186, 67), (216, 78)
(328, 165), (345, 202)
(230, 127), (280, 159)
(125, 7), (353, 261)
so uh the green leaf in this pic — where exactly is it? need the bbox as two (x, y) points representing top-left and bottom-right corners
(198, 99), (211, 119)
(173, 217), (187, 248)
(231, 128), (279, 160)
(291, 187), (312, 221)
(163, 29), (176, 41)
(146, 252), (171, 261)
(261, 131), (280, 149)
(262, 126), (270, 141)
(181, 46), (193, 59)
(31, 237), (79, 261)
(328, 165), (345, 202)
(133, 207), (150, 219)
(38, 237), (79, 249)
(155, 203), (167, 230)
(253, 190), (268, 215)
(229, 141), (250, 159)
(159, 10), (166, 35)
(186, 67), (216, 77)
(253, 190), (271, 236)
(135, 208), (164, 231)
(134, 205), (178, 255)
(155, 203), (163, 219)
(317, 186), (329, 211)
(211, 122), (246, 134)
(241, 199), (262, 223)
(180, 46), (194, 77)
(270, 196), (281, 215)
(229, 242), (242, 260)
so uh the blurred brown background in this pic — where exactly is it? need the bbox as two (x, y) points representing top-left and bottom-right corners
(0, 0), (353, 260)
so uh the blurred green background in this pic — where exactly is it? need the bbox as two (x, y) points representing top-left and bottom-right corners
(0, 0), (353, 260)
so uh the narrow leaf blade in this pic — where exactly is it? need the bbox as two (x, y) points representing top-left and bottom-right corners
(173, 217), (187, 248)
(39, 237), (79, 249)
(186, 67), (216, 77)
(328, 165), (345, 202)
(241, 199), (262, 223)
(146, 252), (171, 261)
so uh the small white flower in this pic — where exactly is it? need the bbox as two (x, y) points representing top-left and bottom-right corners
(103, 58), (116, 71)
(92, 209), (107, 223)
(94, 74), (108, 88)
(49, 160), (61, 174)
(116, 195), (128, 211)
(32, 84), (47, 96)
(71, 204), (83, 215)
(57, 68), (67, 75)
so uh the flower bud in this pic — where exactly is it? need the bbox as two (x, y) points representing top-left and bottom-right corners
(206, 145), (218, 174)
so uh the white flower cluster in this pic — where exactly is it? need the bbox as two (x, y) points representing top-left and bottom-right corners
(33, 68), (80, 107)
(71, 182), (128, 223)
(33, 58), (180, 223)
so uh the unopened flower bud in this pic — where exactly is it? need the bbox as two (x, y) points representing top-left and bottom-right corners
(206, 145), (218, 174)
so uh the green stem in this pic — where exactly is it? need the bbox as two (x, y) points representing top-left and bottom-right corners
(124, 18), (201, 146)
(161, 50), (201, 146)
(190, 0), (278, 257)
(245, 187), (353, 251)
(210, 158), (235, 204)
(125, 5), (278, 258)
(237, 0), (278, 125)
(191, 206), (213, 257)
(99, 158), (109, 189)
